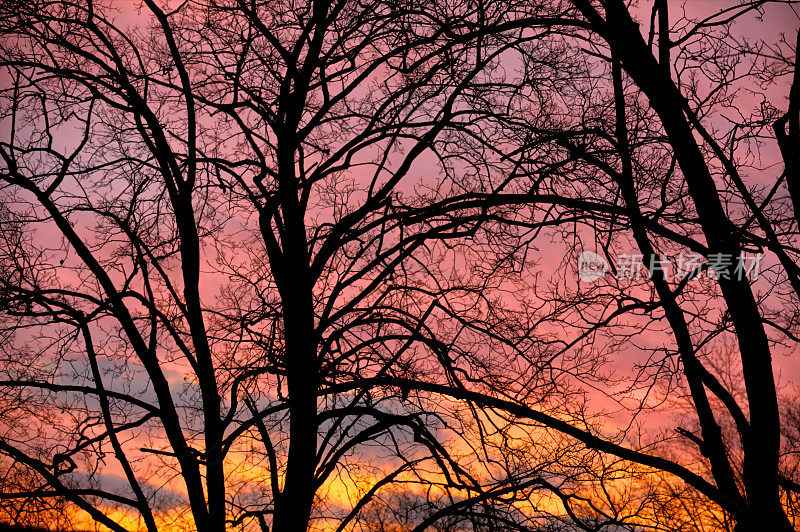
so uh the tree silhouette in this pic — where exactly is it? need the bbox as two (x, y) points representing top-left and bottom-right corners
(1, 1), (799, 531)
(0, 0), (587, 530)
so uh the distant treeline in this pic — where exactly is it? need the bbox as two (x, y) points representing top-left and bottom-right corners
(0, 524), (88, 532)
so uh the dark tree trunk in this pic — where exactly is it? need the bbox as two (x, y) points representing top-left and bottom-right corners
(571, 0), (793, 528)
(774, 28), (800, 229)
(270, 134), (319, 532)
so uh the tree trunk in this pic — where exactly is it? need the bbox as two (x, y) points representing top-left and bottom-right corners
(270, 136), (319, 532)
(572, 0), (792, 527)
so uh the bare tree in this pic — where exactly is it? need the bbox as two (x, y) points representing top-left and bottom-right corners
(0, 0), (597, 530)
(381, 1), (800, 530)
(2, 0), (800, 531)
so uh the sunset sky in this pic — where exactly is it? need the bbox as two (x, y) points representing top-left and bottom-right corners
(1, 0), (799, 531)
